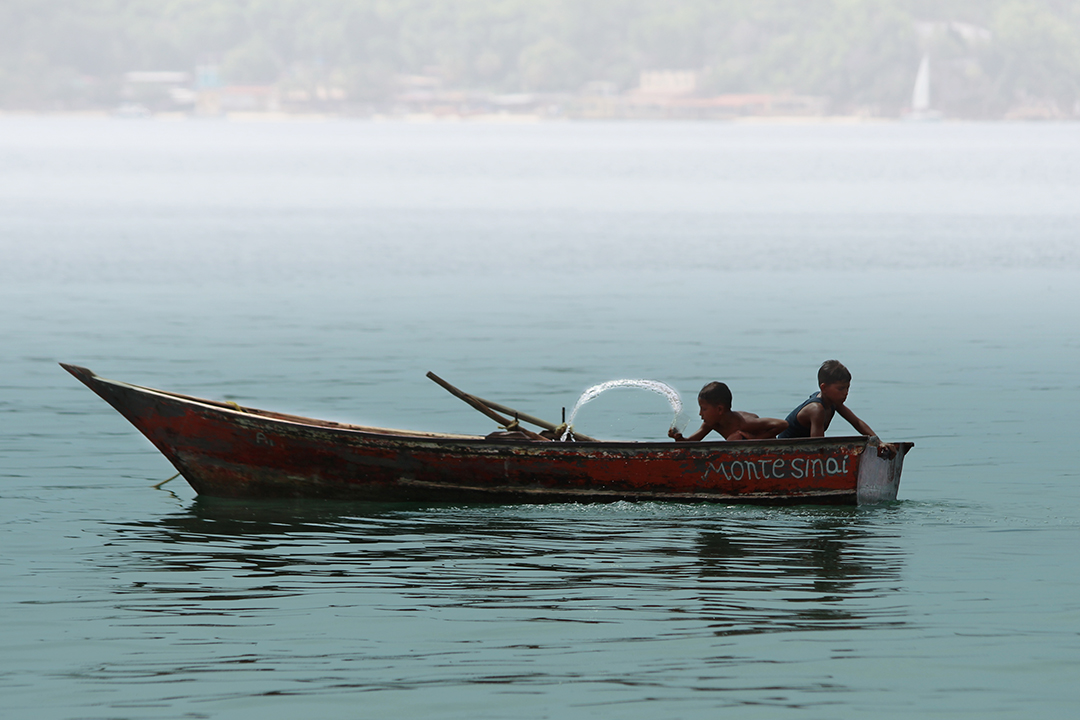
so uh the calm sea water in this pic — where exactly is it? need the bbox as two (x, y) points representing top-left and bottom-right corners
(3, 117), (1079, 719)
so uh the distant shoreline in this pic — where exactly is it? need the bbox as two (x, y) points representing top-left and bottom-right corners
(4, 110), (1073, 124)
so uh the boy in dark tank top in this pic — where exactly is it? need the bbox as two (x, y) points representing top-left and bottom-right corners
(777, 359), (877, 439)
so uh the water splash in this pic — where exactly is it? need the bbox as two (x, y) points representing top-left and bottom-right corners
(561, 379), (685, 441)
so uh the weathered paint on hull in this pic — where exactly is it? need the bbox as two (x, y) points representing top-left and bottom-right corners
(62, 364), (912, 505)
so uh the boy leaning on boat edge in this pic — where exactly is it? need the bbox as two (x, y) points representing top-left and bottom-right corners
(669, 381), (786, 442)
(670, 360), (878, 442)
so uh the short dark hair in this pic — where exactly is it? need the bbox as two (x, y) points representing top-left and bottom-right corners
(698, 381), (732, 408)
(818, 360), (851, 386)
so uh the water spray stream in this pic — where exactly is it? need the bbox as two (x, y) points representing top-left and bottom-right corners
(561, 379), (685, 441)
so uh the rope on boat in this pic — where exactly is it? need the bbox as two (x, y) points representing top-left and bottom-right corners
(153, 472), (180, 489)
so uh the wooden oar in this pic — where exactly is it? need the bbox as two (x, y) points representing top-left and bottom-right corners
(469, 396), (556, 432)
(470, 393), (598, 442)
(426, 372), (551, 441)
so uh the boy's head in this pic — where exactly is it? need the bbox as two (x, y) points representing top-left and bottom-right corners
(698, 381), (732, 409)
(817, 360), (851, 387)
(818, 360), (852, 405)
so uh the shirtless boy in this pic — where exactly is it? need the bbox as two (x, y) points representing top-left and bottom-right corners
(777, 360), (876, 438)
(669, 381), (787, 442)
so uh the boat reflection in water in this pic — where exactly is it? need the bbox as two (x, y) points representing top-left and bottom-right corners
(102, 499), (906, 641)
(693, 513), (905, 636)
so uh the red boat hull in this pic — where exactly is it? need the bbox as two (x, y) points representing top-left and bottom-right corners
(62, 364), (912, 505)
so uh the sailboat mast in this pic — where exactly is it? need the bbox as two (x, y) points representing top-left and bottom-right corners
(912, 54), (931, 112)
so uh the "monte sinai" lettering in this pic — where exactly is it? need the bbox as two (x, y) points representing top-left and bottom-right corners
(703, 455), (850, 484)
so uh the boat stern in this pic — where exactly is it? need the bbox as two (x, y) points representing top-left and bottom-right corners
(856, 437), (914, 504)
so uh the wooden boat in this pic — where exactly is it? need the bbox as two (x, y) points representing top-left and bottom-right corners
(62, 364), (913, 505)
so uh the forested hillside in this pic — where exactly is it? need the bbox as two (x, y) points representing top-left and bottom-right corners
(3, 0), (1078, 117)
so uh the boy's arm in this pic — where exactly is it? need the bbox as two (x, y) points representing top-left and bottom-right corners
(836, 404), (875, 437)
(670, 423), (713, 441)
(802, 403), (828, 437)
(756, 416), (788, 438)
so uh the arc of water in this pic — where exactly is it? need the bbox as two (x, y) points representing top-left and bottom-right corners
(561, 379), (684, 441)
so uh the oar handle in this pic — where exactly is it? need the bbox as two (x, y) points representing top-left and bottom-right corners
(426, 372), (550, 441)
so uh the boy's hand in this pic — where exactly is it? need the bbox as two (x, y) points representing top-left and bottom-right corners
(876, 442), (898, 459)
(668, 428), (684, 441)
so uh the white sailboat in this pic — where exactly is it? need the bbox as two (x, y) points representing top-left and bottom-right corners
(904, 54), (942, 121)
